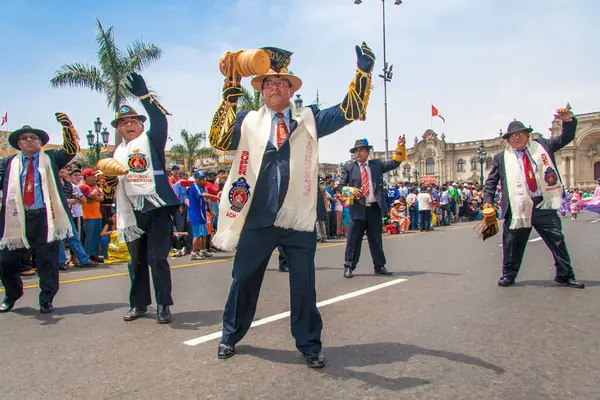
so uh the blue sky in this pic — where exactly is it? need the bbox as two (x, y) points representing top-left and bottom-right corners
(1, 0), (599, 162)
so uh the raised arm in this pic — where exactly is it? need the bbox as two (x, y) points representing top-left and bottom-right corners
(547, 108), (577, 153)
(53, 112), (80, 169)
(125, 72), (170, 149)
(315, 42), (376, 140)
(209, 77), (245, 151)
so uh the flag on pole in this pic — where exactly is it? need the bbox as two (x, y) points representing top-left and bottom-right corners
(0, 112), (6, 127)
(431, 105), (445, 123)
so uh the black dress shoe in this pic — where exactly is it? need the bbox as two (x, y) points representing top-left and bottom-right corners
(554, 278), (585, 289)
(344, 267), (353, 278)
(156, 305), (172, 324)
(0, 300), (14, 313)
(217, 343), (235, 359)
(123, 306), (148, 321)
(304, 352), (326, 368)
(497, 277), (515, 287)
(278, 265), (289, 273)
(40, 302), (54, 314)
(374, 266), (393, 276)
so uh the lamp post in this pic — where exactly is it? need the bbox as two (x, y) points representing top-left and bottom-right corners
(354, 0), (404, 185)
(294, 93), (303, 109)
(412, 168), (419, 184)
(86, 117), (109, 160)
(476, 141), (487, 186)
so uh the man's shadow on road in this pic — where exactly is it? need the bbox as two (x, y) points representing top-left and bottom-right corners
(238, 342), (505, 391)
(313, 267), (461, 278)
(168, 310), (223, 331)
(13, 302), (129, 326)
(512, 280), (600, 288)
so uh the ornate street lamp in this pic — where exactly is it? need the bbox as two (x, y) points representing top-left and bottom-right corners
(354, 0), (405, 185)
(86, 117), (109, 160)
(294, 93), (303, 109)
(412, 168), (419, 184)
(476, 141), (487, 186)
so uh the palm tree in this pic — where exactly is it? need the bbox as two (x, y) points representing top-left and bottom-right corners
(169, 129), (214, 171)
(238, 86), (263, 112)
(50, 19), (163, 145)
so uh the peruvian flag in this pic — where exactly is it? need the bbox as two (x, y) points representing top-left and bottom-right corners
(431, 105), (445, 123)
(0, 112), (6, 127)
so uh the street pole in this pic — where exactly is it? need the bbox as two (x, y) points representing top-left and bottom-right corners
(480, 160), (484, 186)
(381, 0), (390, 185)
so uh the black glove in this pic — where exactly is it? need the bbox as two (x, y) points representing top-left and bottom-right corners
(55, 112), (73, 127)
(356, 41), (375, 73)
(126, 72), (149, 97)
(222, 86), (242, 103)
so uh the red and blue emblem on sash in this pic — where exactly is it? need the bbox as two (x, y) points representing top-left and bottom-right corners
(229, 177), (251, 212)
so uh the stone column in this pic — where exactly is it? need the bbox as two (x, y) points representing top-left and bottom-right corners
(569, 155), (576, 188)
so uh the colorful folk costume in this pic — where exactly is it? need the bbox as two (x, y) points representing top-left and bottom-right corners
(0, 114), (80, 314)
(103, 72), (180, 324)
(339, 137), (406, 278)
(577, 180), (600, 214)
(210, 43), (376, 367)
(483, 116), (584, 288)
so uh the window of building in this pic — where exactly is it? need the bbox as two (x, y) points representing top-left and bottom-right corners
(471, 158), (478, 171)
(457, 159), (465, 172)
(403, 164), (411, 178)
(485, 157), (493, 170)
(425, 158), (435, 175)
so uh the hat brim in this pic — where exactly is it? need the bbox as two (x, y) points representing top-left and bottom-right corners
(111, 114), (147, 128)
(9, 127), (49, 149)
(251, 73), (302, 93)
(350, 145), (373, 154)
(502, 127), (533, 139)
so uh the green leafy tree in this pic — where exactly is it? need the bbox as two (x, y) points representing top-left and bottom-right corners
(74, 149), (109, 170)
(169, 129), (215, 171)
(237, 86), (263, 112)
(50, 19), (163, 144)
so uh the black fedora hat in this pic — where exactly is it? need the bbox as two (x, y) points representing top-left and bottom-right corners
(502, 120), (533, 139)
(8, 125), (50, 149)
(111, 104), (147, 128)
(350, 138), (373, 153)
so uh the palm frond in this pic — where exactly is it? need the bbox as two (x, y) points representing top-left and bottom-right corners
(238, 86), (263, 112)
(124, 40), (163, 73)
(50, 63), (105, 92)
(95, 20), (125, 92)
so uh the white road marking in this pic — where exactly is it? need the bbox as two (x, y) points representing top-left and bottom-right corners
(590, 219), (600, 224)
(529, 237), (543, 243)
(183, 278), (408, 346)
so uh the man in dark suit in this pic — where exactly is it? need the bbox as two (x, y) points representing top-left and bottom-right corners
(339, 136), (406, 278)
(483, 107), (584, 289)
(210, 43), (376, 368)
(0, 114), (80, 313)
(106, 72), (181, 323)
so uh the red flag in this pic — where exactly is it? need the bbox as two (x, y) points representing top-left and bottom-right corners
(0, 112), (6, 127)
(431, 105), (445, 123)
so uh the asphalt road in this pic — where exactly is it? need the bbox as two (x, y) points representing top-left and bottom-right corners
(1, 212), (599, 400)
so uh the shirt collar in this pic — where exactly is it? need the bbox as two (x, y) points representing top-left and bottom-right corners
(269, 107), (291, 122)
(21, 152), (39, 161)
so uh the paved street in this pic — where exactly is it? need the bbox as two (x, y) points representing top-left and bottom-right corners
(1, 213), (599, 400)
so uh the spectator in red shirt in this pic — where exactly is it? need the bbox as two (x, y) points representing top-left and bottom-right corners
(168, 165), (180, 186)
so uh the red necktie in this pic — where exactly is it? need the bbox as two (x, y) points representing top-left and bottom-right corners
(522, 151), (538, 192)
(23, 157), (35, 207)
(275, 112), (288, 149)
(361, 163), (370, 198)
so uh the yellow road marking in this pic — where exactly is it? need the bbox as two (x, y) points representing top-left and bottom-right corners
(1, 223), (476, 292)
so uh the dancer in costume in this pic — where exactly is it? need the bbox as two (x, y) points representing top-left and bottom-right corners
(210, 43), (376, 367)
(483, 108), (584, 288)
(559, 188), (571, 217)
(578, 179), (600, 215)
(105, 72), (180, 323)
(339, 136), (406, 278)
(0, 114), (80, 313)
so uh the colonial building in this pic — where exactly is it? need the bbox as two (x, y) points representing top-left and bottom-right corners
(367, 110), (600, 189)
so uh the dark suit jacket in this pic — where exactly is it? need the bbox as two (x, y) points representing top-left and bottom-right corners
(483, 118), (577, 218)
(0, 148), (75, 236)
(339, 159), (401, 220)
(226, 104), (353, 230)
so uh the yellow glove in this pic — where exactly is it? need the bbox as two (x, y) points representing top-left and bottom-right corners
(392, 134), (407, 162)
